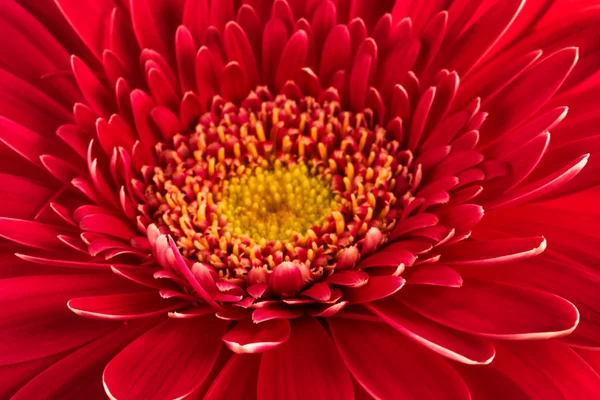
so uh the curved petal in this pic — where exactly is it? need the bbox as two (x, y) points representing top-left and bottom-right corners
(367, 298), (495, 365)
(222, 319), (291, 354)
(399, 279), (580, 339)
(329, 317), (470, 399)
(68, 292), (186, 320)
(440, 236), (547, 265)
(103, 315), (227, 400)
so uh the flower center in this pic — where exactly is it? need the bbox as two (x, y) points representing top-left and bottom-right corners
(145, 88), (415, 277)
(219, 162), (337, 243)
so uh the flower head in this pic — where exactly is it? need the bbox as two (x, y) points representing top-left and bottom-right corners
(1, 0), (600, 398)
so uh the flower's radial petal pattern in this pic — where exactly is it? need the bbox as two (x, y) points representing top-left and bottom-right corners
(258, 317), (353, 400)
(1, 0), (600, 397)
(204, 354), (261, 400)
(399, 279), (580, 339)
(367, 297), (496, 365)
(103, 315), (227, 400)
(457, 341), (600, 399)
(11, 319), (158, 400)
(330, 317), (471, 399)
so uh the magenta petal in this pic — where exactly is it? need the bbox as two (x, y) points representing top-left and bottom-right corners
(258, 317), (353, 400)
(223, 319), (291, 354)
(103, 315), (227, 400)
(330, 317), (470, 399)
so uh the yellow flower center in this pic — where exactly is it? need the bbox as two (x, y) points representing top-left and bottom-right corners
(219, 162), (337, 242)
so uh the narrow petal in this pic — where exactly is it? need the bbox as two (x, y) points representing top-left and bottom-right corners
(440, 236), (547, 265)
(68, 292), (186, 320)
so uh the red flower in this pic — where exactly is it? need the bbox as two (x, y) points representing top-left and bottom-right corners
(1, 0), (600, 398)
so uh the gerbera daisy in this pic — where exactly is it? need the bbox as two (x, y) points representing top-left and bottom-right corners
(1, 0), (600, 398)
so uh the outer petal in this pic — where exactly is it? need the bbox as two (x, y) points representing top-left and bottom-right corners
(457, 341), (600, 399)
(329, 317), (470, 399)
(68, 292), (186, 320)
(204, 354), (260, 400)
(258, 317), (353, 400)
(0, 274), (135, 365)
(12, 319), (158, 400)
(367, 297), (496, 365)
(103, 315), (227, 400)
(399, 279), (580, 339)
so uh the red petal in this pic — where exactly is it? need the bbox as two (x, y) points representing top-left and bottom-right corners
(458, 341), (600, 398)
(400, 279), (580, 339)
(330, 317), (470, 399)
(55, 0), (115, 59)
(0, 218), (63, 251)
(0, 274), (136, 365)
(367, 297), (495, 365)
(404, 265), (463, 287)
(204, 354), (260, 400)
(258, 317), (353, 399)
(224, 21), (260, 88)
(222, 319), (290, 354)
(12, 319), (157, 400)
(274, 30), (308, 92)
(441, 236), (547, 265)
(103, 315), (227, 400)
(343, 276), (405, 304)
(68, 292), (185, 320)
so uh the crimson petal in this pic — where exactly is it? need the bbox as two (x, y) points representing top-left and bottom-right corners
(330, 317), (470, 399)
(103, 315), (227, 400)
(258, 317), (353, 400)
(222, 319), (291, 354)
(400, 279), (580, 339)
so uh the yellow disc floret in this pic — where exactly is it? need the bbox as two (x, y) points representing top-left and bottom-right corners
(219, 162), (337, 242)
